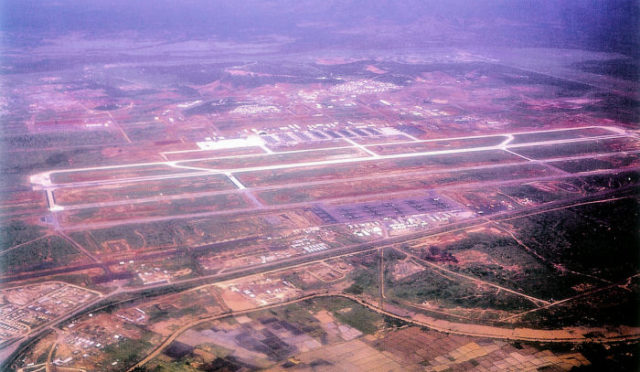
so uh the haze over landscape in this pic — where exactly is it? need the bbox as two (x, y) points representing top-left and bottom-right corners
(0, 1), (638, 371)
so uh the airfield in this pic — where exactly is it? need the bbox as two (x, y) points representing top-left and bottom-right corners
(1, 45), (639, 371)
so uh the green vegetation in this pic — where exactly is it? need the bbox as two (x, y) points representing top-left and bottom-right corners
(1, 145), (127, 176)
(499, 184), (567, 204)
(78, 225), (147, 252)
(49, 273), (95, 288)
(345, 268), (377, 295)
(145, 355), (244, 372)
(282, 272), (325, 291)
(147, 302), (206, 323)
(100, 334), (155, 371)
(387, 266), (535, 312)
(574, 342), (640, 371)
(142, 359), (201, 372)
(523, 276), (640, 328)
(1, 131), (122, 150)
(344, 252), (380, 297)
(313, 297), (382, 335)
(79, 214), (273, 254)
(383, 314), (407, 328)
(333, 304), (380, 334)
(50, 165), (188, 184)
(513, 197), (640, 281)
(0, 220), (45, 250)
(67, 231), (101, 252)
(551, 158), (618, 173)
(438, 232), (592, 300)
(554, 154), (639, 174)
(0, 235), (79, 273)
(345, 248), (405, 296)
(251, 302), (326, 340)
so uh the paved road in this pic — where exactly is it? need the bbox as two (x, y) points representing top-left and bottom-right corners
(3, 186), (638, 370)
(54, 148), (638, 211)
(127, 289), (640, 371)
(36, 125), (632, 192)
(56, 165), (639, 232)
(5, 127), (637, 369)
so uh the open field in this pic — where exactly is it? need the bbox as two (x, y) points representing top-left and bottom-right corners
(53, 174), (236, 206)
(66, 209), (312, 255)
(509, 127), (615, 144)
(0, 221), (46, 252)
(257, 163), (553, 205)
(58, 192), (250, 224)
(507, 197), (640, 282)
(163, 146), (267, 161)
(50, 164), (194, 184)
(511, 137), (640, 160)
(402, 227), (601, 301)
(180, 146), (369, 170)
(549, 152), (640, 173)
(366, 135), (507, 155)
(0, 235), (83, 275)
(236, 150), (524, 187)
(263, 138), (353, 151)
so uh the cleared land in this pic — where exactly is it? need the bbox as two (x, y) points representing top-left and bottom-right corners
(366, 135), (507, 155)
(180, 146), (368, 170)
(510, 137), (640, 160)
(50, 164), (194, 184)
(236, 150), (524, 187)
(53, 174), (236, 206)
(256, 163), (553, 205)
(509, 127), (615, 144)
(59, 192), (250, 224)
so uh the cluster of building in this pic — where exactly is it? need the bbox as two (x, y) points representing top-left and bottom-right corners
(230, 104), (281, 115)
(61, 321), (127, 365)
(133, 264), (191, 286)
(116, 307), (147, 324)
(290, 237), (329, 254)
(348, 222), (384, 237)
(253, 122), (386, 147)
(329, 80), (399, 95)
(0, 282), (99, 343)
(384, 211), (473, 235)
(227, 277), (300, 306)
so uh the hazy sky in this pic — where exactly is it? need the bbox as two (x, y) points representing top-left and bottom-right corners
(1, 0), (638, 56)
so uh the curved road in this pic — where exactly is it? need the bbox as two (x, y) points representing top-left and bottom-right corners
(127, 291), (640, 371)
